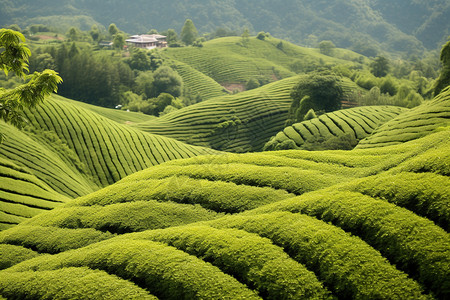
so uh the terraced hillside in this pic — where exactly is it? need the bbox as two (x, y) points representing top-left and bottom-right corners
(0, 95), (216, 229)
(264, 106), (407, 150)
(135, 76), (301, 152)
(168, 59), (228, 100)
(356, 86), (450, 148)
(162, 36), (364, 87)
(0, 123), (448, 299)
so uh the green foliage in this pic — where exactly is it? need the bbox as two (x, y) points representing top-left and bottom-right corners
(208, 212), (428, 299)
(265, 106), (406, 151)
(345, 172), (450, 231)
(130, 225), (331, 299)
(357, 88), (450, 148)
(151, 66), (183, 98)
(434, 39), (450, 95)
(252, 190), (449, 298)
(180, 19), (198, 46)
(0, 267), (156, 299)
(135, 76), (300, 152)
(108, 23), (119, 36)
(245, 77), (260, 90)
(287, 73), (343, 125)
(0, 244), (39, 270)
(24, 200), (220, 234)
(303, 108), (317, 120)
(0, 225), (113, 254)
(318, 40), (336, 56)
(370, 56), (390, 77)
(0, 28), (62, 142)
(71, 175), (291, 214)
(7, 239), (260, 299)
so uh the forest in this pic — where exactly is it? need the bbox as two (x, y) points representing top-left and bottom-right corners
(0, 1), (449, 299)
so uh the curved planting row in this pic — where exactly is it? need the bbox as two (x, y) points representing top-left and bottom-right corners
(4, 239), (261, 300)
(356, 87), (450, 148)
(0, 267), (156, 300)
(135, 76), (300, 152)
(251, 190), (449, 298)
(69, 175), (292, 213)
(22, 95), (216, 188)
(206, 212), (429, 299)
(0, 154), (70, 230)
(168, 59), (227, 100)
(0, 123), (96, 199)
(264, 105), (407, 151)
(163, 36), (295, 85)
(123, 225), (331, 299)
(0, 129), (448, 298)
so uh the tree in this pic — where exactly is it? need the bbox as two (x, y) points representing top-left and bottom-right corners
(370, 56), (390, 77)
(241, 28), (250, 47)
(434, 39), (450, 95)
(151, 66), (183, 98)
(0, 29), (62, 142)
(165, 29), (179, 46)
(287, 73), (343, 125)
(113, 33), (125, 51)
(318, 40), (336, 56)
(89, 25), (101, 42)
(108, 23), (119, 36)
(180, 19), (198, 46)
(126, 49), (151, 71)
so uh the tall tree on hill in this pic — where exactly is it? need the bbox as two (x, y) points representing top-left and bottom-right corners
(0, 29), (62, 142)
(286, 72), (343, 125)
(108, 23), (119, 36)
(180, 19), (198, 46)
(370, 56), (390, 77)
(434, 39), (450, 95)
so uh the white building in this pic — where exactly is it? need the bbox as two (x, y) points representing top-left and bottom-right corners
(125, 34), (167, 50)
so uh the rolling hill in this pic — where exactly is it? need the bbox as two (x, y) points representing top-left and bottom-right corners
(0, 94), (217, 230)
(264, 105), (408, 150)
(0, 87), (449, 299)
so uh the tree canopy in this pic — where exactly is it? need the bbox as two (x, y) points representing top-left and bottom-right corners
(286, 73), (343, 126)
(180, 19), (198, 46)
(434, 39), (450, 95)
(0, 28), (62, 142)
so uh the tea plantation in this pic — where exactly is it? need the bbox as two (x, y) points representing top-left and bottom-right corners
(0, 85), (449, 298)
(0, 95), (216, 229)
(0, 35), (449, 299)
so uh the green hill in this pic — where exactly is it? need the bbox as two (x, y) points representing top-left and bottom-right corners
(0, 95), (217, 230)
(264, 106), (408, 150)
(163, 36), (361, 87)
(356, 87), (450, 148)
(134, 76), (300, 152)
(1, 121), (448, 298)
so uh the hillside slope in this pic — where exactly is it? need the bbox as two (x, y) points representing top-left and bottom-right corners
(0, 92), (449, 299)
(0, 126), (448, 299)
(0, 95), (217, 229)
(356, 87), (450, 148)
(264, 106), (408, 150)
(134, 76), (301, 152)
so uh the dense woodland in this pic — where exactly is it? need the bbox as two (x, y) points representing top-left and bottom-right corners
(0, 1), (449, 299)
